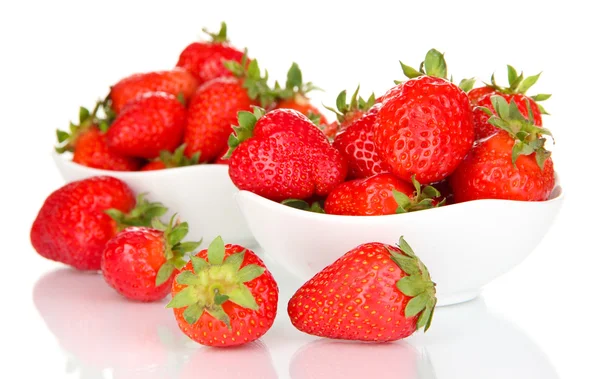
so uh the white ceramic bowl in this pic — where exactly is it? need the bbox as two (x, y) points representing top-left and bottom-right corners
(235, 183), (564, 306)
(52, 151), (254, 248)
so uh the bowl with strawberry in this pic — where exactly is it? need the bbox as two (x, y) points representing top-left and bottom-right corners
(52, 22), (331, 248)
(232, 51), (564, 306)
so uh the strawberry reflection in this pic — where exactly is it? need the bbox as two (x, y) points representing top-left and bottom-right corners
(290, 340), (424, 379)
(291, 298), (559, 379)
(33, 269), (192, 378)
(180, 341), (277, 379)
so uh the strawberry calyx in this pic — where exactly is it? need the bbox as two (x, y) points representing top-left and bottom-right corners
(202, 21), (229, 44)
(281, 198), (325, 213)
(324, 86), (376, 124)
(105, 193), (169, 232)
(166, 236), (266, 329)
(399, 48), (448, 80)
(388, 237), (437, 332)
(457, 77), (477, 93)
(224, 50), (277, 108)
(55, 98), (114, 153)
(479, 95), (553, 169)
(484, 65), (551, 114)
(149, 144), (200, 169)
(274, 62), (320, 100)
(393, 175), (445, 213)
(225, 106), (266, 158)
(152, 214), (203, 286)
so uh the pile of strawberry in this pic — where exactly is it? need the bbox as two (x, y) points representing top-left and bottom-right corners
(30, 175), (434, 346)
(228, 49), (555, 214)
(55, 22), (327, 171)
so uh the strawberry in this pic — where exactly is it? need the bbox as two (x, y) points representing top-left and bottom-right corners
(450, 96), (555, 202)
(288, 237), (436, 341)
(332, 103), (390, 179)
(228, 108), (348, 202)
(274, 63), (327, 124)
(183, 56), (275, 162)
(102, 215), (201, 302)
(30, 177), (165, 270)
(55, 102), (142, 171)
(325, 86), (378, 134)
(109, 68), (198, 114)
(176, 22), (246, 84)
(469, 65), (550, 140)
(324, 173), (442, 216)
(106, 92), (187, 159)
(140, 144), (200, 171)
(166, 236), (278, 347)
(374, 49), (474, 184)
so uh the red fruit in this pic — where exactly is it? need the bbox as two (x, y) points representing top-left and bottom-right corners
(184, 77), (254, 162)
(167, 236), (278, 347)
(55, 103), (142, 171)
(73, 128), (142, 171)
(325, 86), (378, 133)
(176, 22), (245, 84)
(288, 237), (436, 342)
(102, 216), (201, 302)
(213, 147), (230, 165)
(109, 68), (198, 114)
(375, 49), (474, 184)
(467, 86), (495, 105)
(107, 92), (187, 159)
(324, 173), (442, 216)
(450, 96), (555, 202)
(140, 144), (200, 171)
(30, 177), (135, 270)
(469, 66), (549, 141)
(274, 63), (327, 127)
(228, 108), (348, 202)
(333, 104), (390, 179)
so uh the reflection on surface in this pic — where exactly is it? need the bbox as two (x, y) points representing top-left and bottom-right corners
(181, 341), (277, 379)
(291, 298), (559, 379)
(33, 269), (193, 378)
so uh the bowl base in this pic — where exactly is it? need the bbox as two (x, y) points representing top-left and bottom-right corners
(436, 291), (480, 307)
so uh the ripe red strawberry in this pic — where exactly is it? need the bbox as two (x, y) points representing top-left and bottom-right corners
(374, 49), (474, 184)
(55, 103), (141, 171)
(102, 215), (201, 302)
(183, 57), (276, 162)
(140, 144), (200, 171)
(167, 236), (278, 347)
(469, 66), (550, 140)
(324, 173), (442, 216)
(288, 237), (436, 341)
(228, 108), (348, 201)
(176, 22), (245, 84)
(107, 92), (187, 159)
(274, 63), (327, 125)
(332, 104), (390, 179)
(30, 177), (164, 270)
(109, 68), (198, 114)
(450, 96), (555, 202)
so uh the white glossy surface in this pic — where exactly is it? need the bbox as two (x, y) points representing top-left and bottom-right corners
(236, 188), (564, 306)
(52, 151), (254, 248)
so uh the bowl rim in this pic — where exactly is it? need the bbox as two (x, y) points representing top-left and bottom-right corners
(52, 150), (229, 178)
(236, 180), (564, 221)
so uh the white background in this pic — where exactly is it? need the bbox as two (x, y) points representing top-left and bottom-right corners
(1, 1), (598, 378)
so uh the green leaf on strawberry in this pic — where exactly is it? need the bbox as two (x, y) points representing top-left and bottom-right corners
(226, 106), (266, 157)
(202, 21), (229, 44)
(324, 85), (376, 124)
(281, 198), (325, 213)
(393, 175), (445, 213)
(480, 95), (553, 169)
(166, 236), (267, 330)
(389, 237), (437, 331)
